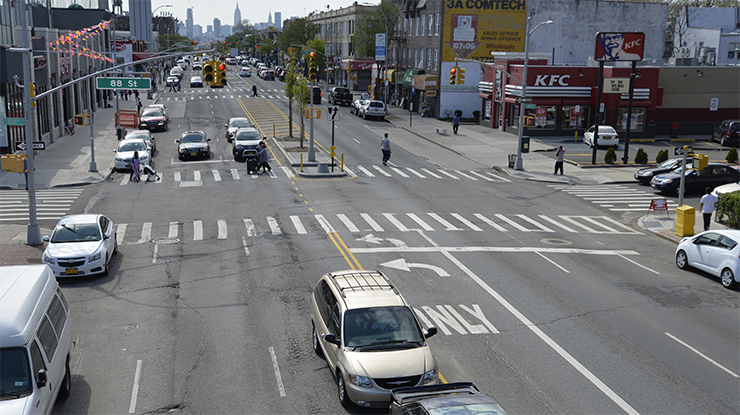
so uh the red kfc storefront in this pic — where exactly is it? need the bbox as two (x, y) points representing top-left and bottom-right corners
(342, 59), (375, 93)
(480, 58), (663, 138)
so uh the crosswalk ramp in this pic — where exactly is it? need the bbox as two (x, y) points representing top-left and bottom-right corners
(0, 189), (85, 222)
(549, 184), (678, 212)
(115, 212), (641, 245)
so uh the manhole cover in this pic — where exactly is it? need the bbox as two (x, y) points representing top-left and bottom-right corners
(541, 238), (573, 246)
(151, 237), (180, 245)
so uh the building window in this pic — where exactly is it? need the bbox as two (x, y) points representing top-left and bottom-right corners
(414, 49), (420, 68)
(617, 107), (646, 131)
(422, 15), (426, 36)
(428, 14), (433, 36)
(523, 106), (556, 129)
(561, 106), (591, 130)
(433, 48), (438, 70)
(415, 16), (420, 36)
(435, 13), (440, 35)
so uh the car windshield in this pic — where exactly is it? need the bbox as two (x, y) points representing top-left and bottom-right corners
(230, 119), (251, 128)
(671, 166), (695, 175)
(343, 306), (424, 349)
(118, 141), (146, 152)
(181, 134), (205, 143)
(659, 158), (681, 168)
(142, 110), (161, 118)
(0, 347), (32, 398)
(427, 403), (508, 415)
(51, 222), (101, 243)
(236, 131), (261, 141)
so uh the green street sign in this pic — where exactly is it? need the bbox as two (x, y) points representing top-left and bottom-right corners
(96, 77), (151, 90)
(524, 104), (537, 109)
(3, 118), (25, 126)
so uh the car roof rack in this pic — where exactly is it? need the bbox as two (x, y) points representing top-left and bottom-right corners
(328, 271), (397, 297)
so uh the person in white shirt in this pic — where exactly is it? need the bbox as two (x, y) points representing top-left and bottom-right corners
(699, 187), (719, 231)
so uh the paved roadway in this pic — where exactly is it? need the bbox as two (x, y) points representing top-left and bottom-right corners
(45, 64), (740, 414)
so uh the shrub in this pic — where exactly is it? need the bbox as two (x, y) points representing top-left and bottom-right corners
(656, 149), (668, 163)
(634, 148), (648, 164)
(727, 147), (738, 163)
(604, 147), (617, 164)
(716, 191), (740, 229)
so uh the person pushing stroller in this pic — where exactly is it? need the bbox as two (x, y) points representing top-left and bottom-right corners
(257, 142), (272, 174)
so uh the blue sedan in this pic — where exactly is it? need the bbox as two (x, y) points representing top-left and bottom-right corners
(650, 162), (740, 195)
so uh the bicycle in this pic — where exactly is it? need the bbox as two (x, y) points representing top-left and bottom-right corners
(64, 121), (75, 136)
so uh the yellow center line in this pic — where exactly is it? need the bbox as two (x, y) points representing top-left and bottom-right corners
(327, 233), (356, 270)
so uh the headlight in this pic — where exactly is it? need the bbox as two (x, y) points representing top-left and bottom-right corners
(158, 121), (164, 125)
(640, 171), (653, 177)
(89, 251), (102, 262)
(114, 155), (122, 161)
(179, 148), (185, 153)
(43, 254), (55, 265)
(422, 368), (437, 384)
(348, 374), (372, 389)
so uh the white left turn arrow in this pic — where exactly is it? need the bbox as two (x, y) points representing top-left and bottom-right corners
(380, 258), (450, 277)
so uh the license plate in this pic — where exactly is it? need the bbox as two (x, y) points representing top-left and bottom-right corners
(190, 152), (197, 156)
(65, 268), (78, 275)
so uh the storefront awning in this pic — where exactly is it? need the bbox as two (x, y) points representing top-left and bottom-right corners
(413, 74), (438, 90)
(400, 69), (424, 87)
(385, 69), (397, 82)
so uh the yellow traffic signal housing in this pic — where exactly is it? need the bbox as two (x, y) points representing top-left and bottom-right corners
(216, 62), (227, 86)
(449, 66), (457, 85)
(457, 67), (466, 84)
(29, 83), (36, 108)
(692, 153), (709, 170)
(308, 52), (317, 82)
(1, 154), (27, 173)
(203, 60), (215, 86)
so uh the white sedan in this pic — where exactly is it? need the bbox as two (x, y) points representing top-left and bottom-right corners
(583, 125), (619, 148)
(113, 138), (150, 171)
(42, 214), (117, 277)
(675, 229), (740, 289)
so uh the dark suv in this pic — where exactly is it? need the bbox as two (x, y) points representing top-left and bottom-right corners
(311, 86), (322, 104)
(713, 120), (740, 147)
(328, 87), (353, 106)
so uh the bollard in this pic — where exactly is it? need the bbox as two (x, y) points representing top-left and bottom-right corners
(575, 131), (578, 142)
(273, 124), (276, 138)
(341, 153), (344, 171)
(300, 153), (303, 172)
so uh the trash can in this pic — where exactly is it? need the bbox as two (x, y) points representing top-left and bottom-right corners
(521, 136), (530, 154)
(670, 123), (679, 138)
(508, 154), (517, 168)
(147, 90), (153, 99)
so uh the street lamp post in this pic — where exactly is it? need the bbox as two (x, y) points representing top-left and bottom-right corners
(151, 4), (173, 31)
(362, 2), (390, 105)
(514, 18), (553, 171)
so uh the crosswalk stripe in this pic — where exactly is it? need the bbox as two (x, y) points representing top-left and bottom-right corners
(268, 170), (277, 178)
(121, 175), (130, 186)
(315, 214), (335, 233)
(343, 167), (356, 177)
(212, 170), (222, 181)
(217, 219), (228, 239)
(373, 165), (392, 177)
(474, 213), (508, 232)
(337, 214), (359, 232)
(357, 166), (375, 177)
(406, 168), (426, 178)
(117, 224), (127, 245)
(169, 222), (178, 238)
(455, 171), (478, 181)
(361, 213), (384, 232)
(538, 215), (578, 233)
(194, 170), (201, 181)
(290, 215), (307, 234)
(267, 216), (282, 235)
(438, 170), (460, 179)
(390, 167), (409, 178)
(139, 222), (152, 243)
(486, 172), (511, 182)
(420, 168), (442, 178)
(451, 213), (483, 231)
(174, 172), (181, 182)
(243, 218), (257, 236)
(281, 166), (295, 179)
(230, 169), (240, 180)
(193, 220), (203, 240)
(469, 171), (495, 181)
(428, 213), (462, 230)
(383, 213), (409, 231)
(515, 214), (554, 232)
(406, 213), (435, 231)
(493, 214), (532, 232)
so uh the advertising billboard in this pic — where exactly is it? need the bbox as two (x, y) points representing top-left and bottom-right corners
(442, 0), (527, 62)
(595, 32), (645, 62)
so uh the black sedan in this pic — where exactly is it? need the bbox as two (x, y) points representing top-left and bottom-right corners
(634, 157), (683, 184)
(650, 163), (740, 195)
(176, 131), (211, 160)
(138, 108), (168, 132)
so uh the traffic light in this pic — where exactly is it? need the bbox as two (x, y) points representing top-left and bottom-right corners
(457, 67), (466, 85)
(308, 52), (316, 82)
(29, 82), (36, 108)
(203, 60), (215, 86)
(449, 66), (458, 85)
(216, 62), (227, 87)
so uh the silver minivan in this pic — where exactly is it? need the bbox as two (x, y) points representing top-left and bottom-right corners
(0, 265), (74, 414)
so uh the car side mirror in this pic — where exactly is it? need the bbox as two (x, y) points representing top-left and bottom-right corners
(104, 232), (111, 240)
(324, 333), (340, 346)
(692, 238), (700, 244)
(175, 140), (180, 143)
(224, 125), (228, 128)
(42, 235), (49, 242)
(207, 138), (211, 142)
(37, 369), (47, 388)
(425, 327), (438, 339)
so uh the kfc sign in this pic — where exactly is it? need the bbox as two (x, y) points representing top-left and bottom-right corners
(112, 42), (127, 52)
(533, 74), (570, 87)
(595, 32), (645, 62)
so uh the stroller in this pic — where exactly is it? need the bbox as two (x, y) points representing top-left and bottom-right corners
(243, 147), (260, 174)
(141, 163), (160, 181)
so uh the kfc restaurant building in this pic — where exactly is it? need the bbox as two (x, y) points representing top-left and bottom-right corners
(480, 58), (662, 138)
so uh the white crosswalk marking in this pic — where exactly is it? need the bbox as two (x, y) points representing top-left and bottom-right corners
(493, 214), (535, 232)
(474, 213), (508, 232)
(421, 168), (443, 179)
(428, 213), (462, 231)
(174, 172), (181, 182)
(290, 215), (307, 234)
(230, 169), (240, 180)
(383, 213), (409, 231)
(193, 220), (203, 240)
(267, 216), (282, 235)
(438, 170), (460, 179)
(169, 222), (178, 238)
(451, 213), (483, 231)
(120, 175), (130, 186)
(372, 165), (392, 177)
(406, 168), (426, 178)
(469, 171), (495, 182)
(315, 214), (336, 233)
(217, 220), (228, 239)
(538, 215), (578, 233)
(212, 170), (222, 181)
(361, 213), (384, 232)
(390, 167), (409, 178)
(243, 218), (257, 236)
(357, 166), (375, 177)
(139, 222), (152, 243)
(0, 189), (87, 222)
(343, 167), (356, 177)
(549, 184), (674, 212)
(486, 172), (511, 182)
(281, 166), (295, 179)
(194, 170), (201, 181)
(268, 170), (277, 178)
(515, 214), (554, 232)
(406, 213), (435, 231)
(455, 171), (478, 181)
(337, 214), (359, 232)
(116, 224), (127, 245)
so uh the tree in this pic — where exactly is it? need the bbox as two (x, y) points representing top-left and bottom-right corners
(353, 1), (400, 58)
(293, 75), (311, 148)
(157, 34), (197, 52)
(278, 18), (319, 54)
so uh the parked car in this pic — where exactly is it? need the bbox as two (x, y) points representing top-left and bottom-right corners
(361, 100), (387, 120)
(389, 382), (509, 415)
(351, 99), (367, 115)
(190, 76), (203, 88)
(113, 139), (151, 171)
(124, 130), (156, 152)
(328, 87), (353, 106)
(583, 125), (619, 148)
(42, 214), (117, 277)
(239, 67), (251, 77)
(231, 128), (264, 161)
(676, 229), (740, 289)
(712, 181), (740, 198)
(634, 157), (683, 184)
(650, 163), (740, 195)
(176, 131), (211, 160)
(712, 119), (740, 147)
(311, 86), (322, 104)
(225, 117), (253, 142)
(145, 104), (168, 120)
(138, 107), (168, 131)
(310, 270), (438, 408)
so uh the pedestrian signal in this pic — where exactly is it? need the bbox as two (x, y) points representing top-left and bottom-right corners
(449, 66), (457, 85)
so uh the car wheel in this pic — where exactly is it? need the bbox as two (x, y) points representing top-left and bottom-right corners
(102, 255), (109, 276)
(675, 185), (683, 197)
(113, 240), (118, 256)
(721, 268), (738, 289)
(613, 144), (619, 149)
(312, 325), (323, 357)
(58, 361), (71, 399)
(675, 250), (689, 269)
(363, 112), (367, 120)
(721, 136), (727, 146)
(337, 371), (351, 407)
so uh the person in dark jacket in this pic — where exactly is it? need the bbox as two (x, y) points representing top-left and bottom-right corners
(257, 142), (271, 173)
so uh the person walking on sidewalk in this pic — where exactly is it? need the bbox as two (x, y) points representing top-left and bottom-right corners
(136, 96), (142, 115)
(452, 114), (461, 135)
(381, 133), (392, 166)
(699, 187), (718, 231)
(554, 146), (565, 175)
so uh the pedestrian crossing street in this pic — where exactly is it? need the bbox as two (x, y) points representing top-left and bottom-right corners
(163, 85), (288, 101)
(548, 184), (677, 212)
(116, 211), (641, 245)
(118, 166), (511, 186)
(0, 189), (85, 222)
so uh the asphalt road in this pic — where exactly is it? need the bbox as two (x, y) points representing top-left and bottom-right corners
(49, 64), (740, 415)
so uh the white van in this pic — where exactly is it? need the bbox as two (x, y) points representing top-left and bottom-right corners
(0, 265), (74, 414)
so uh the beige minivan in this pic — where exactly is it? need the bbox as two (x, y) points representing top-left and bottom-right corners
(0, 265), (74, 414)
